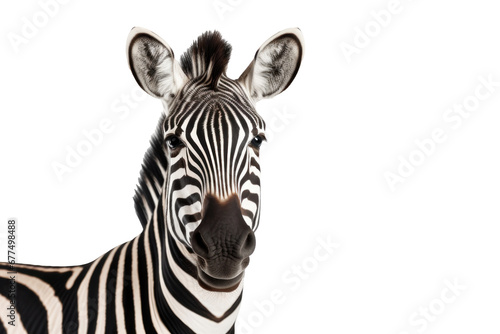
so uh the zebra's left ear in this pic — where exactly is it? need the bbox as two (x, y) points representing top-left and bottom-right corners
(238, 28), (304, 103)
(126, 27), (188, 106)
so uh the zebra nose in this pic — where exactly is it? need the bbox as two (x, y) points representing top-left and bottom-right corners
(191, 228), (256, 260)
(191, 194), (256, 267)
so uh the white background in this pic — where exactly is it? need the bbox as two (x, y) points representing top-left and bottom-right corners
(1, 0), (500, 333)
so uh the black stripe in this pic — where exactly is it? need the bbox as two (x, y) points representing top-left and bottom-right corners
(122, 242), (136, 332)
(12, 279), (49, 333)
(105, 244), (126, 333)
(137, 232), (156, 333)
(182, 213), (201, 225)
(86, 252), (111, 333)
(167, 232), (197, 278)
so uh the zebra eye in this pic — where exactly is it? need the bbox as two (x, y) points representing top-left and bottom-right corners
(166, 135), (183, 150)
(250, 135), (264, 149)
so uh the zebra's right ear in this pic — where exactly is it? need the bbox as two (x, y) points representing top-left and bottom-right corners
(127, 27), (188, 105)
(238, 28), (304, 103)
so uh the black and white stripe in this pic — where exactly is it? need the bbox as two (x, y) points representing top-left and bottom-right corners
(0, 28), (303, 333)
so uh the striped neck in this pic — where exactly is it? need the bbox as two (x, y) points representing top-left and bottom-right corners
(139, 188), (243, 333)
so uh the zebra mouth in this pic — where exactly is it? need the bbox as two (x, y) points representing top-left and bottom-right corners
(196, 267), (244, 292)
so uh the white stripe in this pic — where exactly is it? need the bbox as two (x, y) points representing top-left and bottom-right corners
(115, 241), (129, 333)
(144, 170), (160, 198)
(77, 256), (102, 334)
(2, 264), (83, 291)
(241, 198), (257, 215)
(211, 111), (225, 198)
(13, 263), (79, 274)
(178, 201), (202, 220)
(96, 246), (119, 331)
(131, 236), (147, 334)
(66, 267), (83, 290)
(139, 194), (152, 222)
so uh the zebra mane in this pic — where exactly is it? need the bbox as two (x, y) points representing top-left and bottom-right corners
(180, 31), (232, 89)
(134, 113), (168, 227)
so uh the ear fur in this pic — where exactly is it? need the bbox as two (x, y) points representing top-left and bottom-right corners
(238, 28), (304, 103)
(126, 27), (188, 105)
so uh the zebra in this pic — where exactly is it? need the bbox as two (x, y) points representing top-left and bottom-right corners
(0, 27), (303, 333)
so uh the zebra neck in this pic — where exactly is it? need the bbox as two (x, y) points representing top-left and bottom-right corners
(142, 201), (243, 332)
(134, 113), (168, 228)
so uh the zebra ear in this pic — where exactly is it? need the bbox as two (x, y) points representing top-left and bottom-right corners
(127, 27), (188, 105)
(238, 28), (304, 103)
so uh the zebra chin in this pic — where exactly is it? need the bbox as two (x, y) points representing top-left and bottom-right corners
(196, 266), (246, 292)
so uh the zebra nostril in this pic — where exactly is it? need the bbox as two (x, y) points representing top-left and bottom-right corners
(239, 231), (256, 258)
(192, 231), (210, 259)
(241, 257), (250, 269)
(198, 257), (206, 268)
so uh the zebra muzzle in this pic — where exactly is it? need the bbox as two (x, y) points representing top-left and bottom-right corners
(191, 194), (256, 291)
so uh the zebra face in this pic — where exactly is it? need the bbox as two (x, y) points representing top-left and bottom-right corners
(128, 27), (303, 291)
(163, 82), (264, 289)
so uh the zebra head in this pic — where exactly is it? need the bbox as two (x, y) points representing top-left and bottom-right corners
(127, 28), (303, 291)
